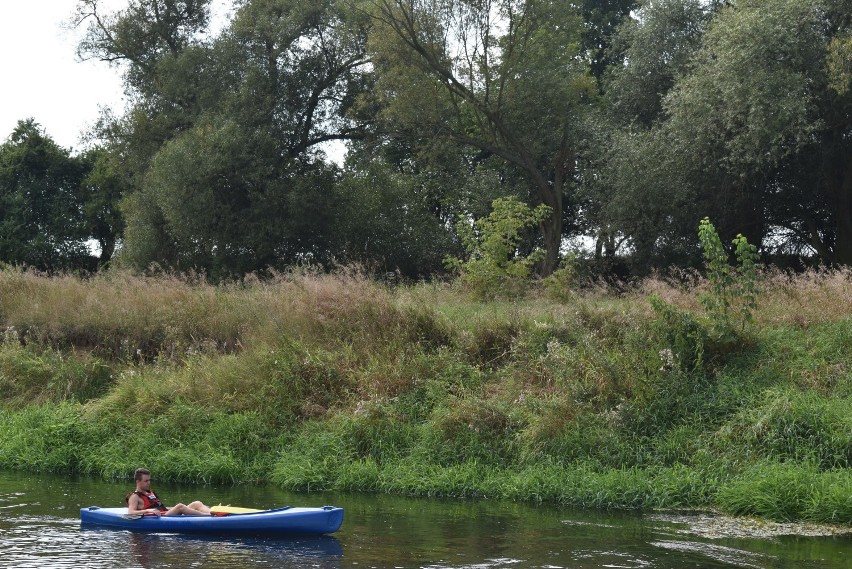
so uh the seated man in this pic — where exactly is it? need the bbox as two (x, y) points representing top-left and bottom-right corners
(125, 467), (211, 516)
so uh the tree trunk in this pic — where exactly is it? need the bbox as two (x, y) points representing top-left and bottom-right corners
(831, 154), (852, 265)
(532, 146), (575, 276)
(98, 237), (116, 267)
(535, 172), (563, 277)
(540, 198), (562, 276)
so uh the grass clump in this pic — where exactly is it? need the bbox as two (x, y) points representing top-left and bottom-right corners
(719, 388), (852, 469)
(718, 462), (852, 524)
(0, 340), (113, 405)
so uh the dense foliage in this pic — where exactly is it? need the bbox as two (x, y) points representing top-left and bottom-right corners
(2, 0), (848, 279)
(0, 121), (92, 271)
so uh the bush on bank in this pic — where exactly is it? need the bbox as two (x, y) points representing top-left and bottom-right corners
(0, 267), (850, 524)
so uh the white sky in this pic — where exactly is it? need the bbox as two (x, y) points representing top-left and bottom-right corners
(0, 1), (345, 162)
(0, 1), (128, 152)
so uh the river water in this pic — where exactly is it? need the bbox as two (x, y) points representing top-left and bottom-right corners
(0, 471), (849, 568)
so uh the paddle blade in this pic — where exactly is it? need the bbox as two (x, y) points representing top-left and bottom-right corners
(210, 505), (264, 515)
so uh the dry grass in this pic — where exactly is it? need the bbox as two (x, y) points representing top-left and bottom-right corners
(0, 270), (248, 357)
(1, 264), (842, 365)
(0, 267), (409, 360)
(637, 268), (852, 328)
(756, 268), (852, 327)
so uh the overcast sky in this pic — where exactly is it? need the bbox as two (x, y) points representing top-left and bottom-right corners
(0, 1), (129, 151)
(0, 1), (347, 163)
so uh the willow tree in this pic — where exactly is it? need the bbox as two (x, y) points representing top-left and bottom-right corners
(588, 0), (714, 268)
(74, 0), (218, 269)
(363, 0), (597, 275)
(598, 0), (852, 268)
(75, 0), (371, 277)
(658, 0), (852, 262)
(132, 0), (370, 276)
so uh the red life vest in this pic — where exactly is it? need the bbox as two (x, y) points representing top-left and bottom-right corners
(134, 490), (167, 512)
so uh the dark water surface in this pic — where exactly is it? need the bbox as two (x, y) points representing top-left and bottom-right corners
(0, 471), (849, 568)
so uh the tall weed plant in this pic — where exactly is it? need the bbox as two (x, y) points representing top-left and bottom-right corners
(718, 388), (852, 469)
(698, 217), (760, 340)
(650, 218), (761, 370)
(0, 340), (113, 404)
(718, 462), (852, 523)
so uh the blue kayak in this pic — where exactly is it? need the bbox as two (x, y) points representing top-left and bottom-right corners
(80, 505), (344, 535)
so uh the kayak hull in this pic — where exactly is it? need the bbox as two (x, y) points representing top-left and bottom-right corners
(80, 505), (344, 535)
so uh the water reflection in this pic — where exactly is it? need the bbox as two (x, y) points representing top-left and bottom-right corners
(99, 530), (344, 568)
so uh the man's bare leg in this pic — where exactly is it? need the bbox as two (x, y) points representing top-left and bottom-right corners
(164, 502), (211, 516)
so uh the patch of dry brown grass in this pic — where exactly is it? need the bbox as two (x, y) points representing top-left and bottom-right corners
(639, 270), (705, 313)
(0, 269), (248, 358)
(247, 268), (401, 345)
(637, 268), (852, 328)
(757, 268), (852, 327)
(0, 267), (413, 361)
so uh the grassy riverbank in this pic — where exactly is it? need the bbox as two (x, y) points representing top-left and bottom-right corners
(0, 268), (850, 524)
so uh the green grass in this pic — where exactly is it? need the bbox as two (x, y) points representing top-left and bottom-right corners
(718, 462), (852, 524)
(1, 267), (851, 525)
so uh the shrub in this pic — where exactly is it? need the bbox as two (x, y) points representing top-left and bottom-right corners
(445, 197), (551, 298)
(542, 254), (578, 301)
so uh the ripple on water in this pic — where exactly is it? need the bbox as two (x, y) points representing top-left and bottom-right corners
(560, 520), (618, 529)
(422, 559), (525, 568)
(651, 540), (773, 569)
(0, 493), (28, 508)
(3, 522), (110, 569)
(572, 549), (652, 569)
